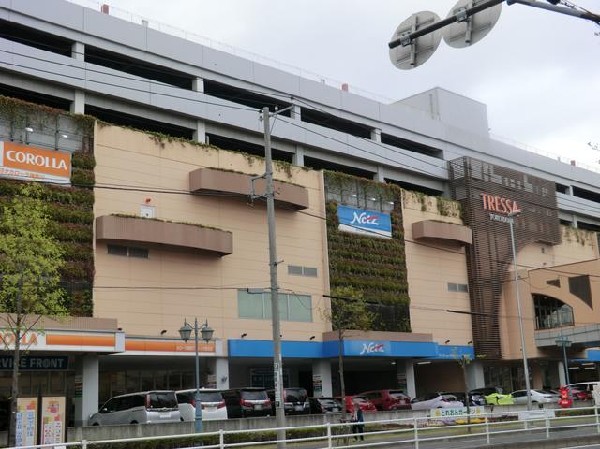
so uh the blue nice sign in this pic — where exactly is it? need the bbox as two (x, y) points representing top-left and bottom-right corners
(337, 205), (392, 239)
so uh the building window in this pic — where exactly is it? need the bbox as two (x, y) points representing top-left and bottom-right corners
(448, 282), (468, 293)
(107, 244), (149, 258)
(237, 290), (312, 322)
(288, 265), (318, 277)
(534, 295), (574, 330)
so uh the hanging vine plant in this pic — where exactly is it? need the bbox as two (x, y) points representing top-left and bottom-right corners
(324, 172), (411, 332)
(0, 97), (96, 316)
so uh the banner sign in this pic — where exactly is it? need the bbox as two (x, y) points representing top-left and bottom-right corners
(0, 356), (68, 370)
(15, 397), (38, 447)
(0, 141), (71, 184)
(337, 205), (392, 239)
(41, 397), (66, 444)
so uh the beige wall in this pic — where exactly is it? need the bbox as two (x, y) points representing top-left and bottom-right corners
(402, 191), (473, 345)
(93, 125), (331, 342)
(500, 226), (599, 360)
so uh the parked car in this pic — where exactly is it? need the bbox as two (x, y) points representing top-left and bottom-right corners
(357, 389), (412, 411)
(88, 390), (181, 426)
(410, 393), (463, 411)
(221, 388), (271, 418)
(440, 391), (486, 406)
(569, 382), (600, 400)
(338, 396), (377, 413)
(351, 395), (378, 413)
(267, 387), (310, 415)
(510, 389), (558, 405)
(308, 397), (343, 414)
(176, 388), (228, 422)
(566, 386), (590, 400)
(469, 387), (513, 405)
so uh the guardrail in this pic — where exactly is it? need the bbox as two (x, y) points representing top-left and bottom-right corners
(6, 406), (600, 449)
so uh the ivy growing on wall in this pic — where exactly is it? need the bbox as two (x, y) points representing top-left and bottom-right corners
(324, 172), (411, 332)
(0, 96), (95, 316)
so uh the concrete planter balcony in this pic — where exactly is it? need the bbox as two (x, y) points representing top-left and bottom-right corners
(96, 215), (232, 256)
(412, 220), (472, 245)
(189, 167), (309, 210)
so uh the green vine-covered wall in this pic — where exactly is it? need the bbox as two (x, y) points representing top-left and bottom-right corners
(0, 96), (95, 316)
(325, 171), (411, 332)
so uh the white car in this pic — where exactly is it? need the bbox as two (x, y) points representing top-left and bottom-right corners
(510, 389), (559, 404)
(410, 393), (464, 411)
(176, 389), (228, 421)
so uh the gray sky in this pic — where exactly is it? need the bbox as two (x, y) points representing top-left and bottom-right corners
(79, 0), (600, 169)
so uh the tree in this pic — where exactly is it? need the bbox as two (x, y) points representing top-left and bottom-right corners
(322, 286), (374, 420)
(0, 183), (67, 446)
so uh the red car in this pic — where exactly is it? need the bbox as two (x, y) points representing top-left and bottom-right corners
(357, 389), (412, 411)
(350, 395), (378, 413)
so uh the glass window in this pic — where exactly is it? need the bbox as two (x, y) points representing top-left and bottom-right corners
(238, 290), (312, 322)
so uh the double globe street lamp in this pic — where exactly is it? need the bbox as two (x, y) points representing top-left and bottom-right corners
(179, 318), (214, 433)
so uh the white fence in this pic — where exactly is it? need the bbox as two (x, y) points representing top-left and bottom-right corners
(7, 406), (600, 449)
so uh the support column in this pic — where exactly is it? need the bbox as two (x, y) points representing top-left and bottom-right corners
(215, 357), (230, 390)
(73, 354), (98, 427)
(466, 361), (485, 390)
(374, 166), (385, 183)
(71, 42), (85, 114)
(371, 128), (381, 143)
(405, 360), (416, 399)
(293, 145), (305, 167)
(312, 359), (332, 397)
(192, 77), (206, 143)
(291, 104), (301, 121)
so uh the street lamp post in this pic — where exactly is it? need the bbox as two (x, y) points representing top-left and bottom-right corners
(508, 212), (533, 411)
(555, 337), (572, 387)
(179, 318), (214, 433)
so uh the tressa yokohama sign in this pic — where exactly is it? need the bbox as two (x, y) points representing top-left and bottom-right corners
(481, 193), (521, 215)
(0, 141), (71, 184)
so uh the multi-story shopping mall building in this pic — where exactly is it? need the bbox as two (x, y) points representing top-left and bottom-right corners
(0, 0), (598, 427)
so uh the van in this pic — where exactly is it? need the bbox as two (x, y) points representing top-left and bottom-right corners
(221, 387), (271, 418)
(267, 387), (310, 415)
(176, 389), (228, 421)
(88, 390), (181, 426)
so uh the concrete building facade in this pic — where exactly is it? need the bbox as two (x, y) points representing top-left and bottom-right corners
(0, 0), (599, 429)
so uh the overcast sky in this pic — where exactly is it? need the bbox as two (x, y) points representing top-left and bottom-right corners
(77, 0), (600, 170)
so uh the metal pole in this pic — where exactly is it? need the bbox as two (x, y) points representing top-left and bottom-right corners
(194, 318), (203, 433)
(561, 341), (570, 387)
(263, 107), (286, 448)
(509, 215), (532, 411)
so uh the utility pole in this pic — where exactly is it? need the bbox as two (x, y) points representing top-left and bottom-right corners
(262, 107), (286, 449)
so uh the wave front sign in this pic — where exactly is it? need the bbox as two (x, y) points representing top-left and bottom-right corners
(0, 141), (71, 184)
(337, 205), (392, 239)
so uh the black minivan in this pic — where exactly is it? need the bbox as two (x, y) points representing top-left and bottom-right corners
(267, 387), (310, 415)
(221, 387), (271, 418)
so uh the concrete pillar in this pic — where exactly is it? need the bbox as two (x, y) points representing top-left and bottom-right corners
(215, 357), (230, 390)
(293, 145), (305, 167)
(312, 359), (332, 397)
(73, 354), (98, 427)
(405, 360), (416, 399)
(291, 104), (301, 120)
(466, 361), (485, 390)
(71, 42), (84, 61)
(192, 77), (206, 143)
(371, 128), (381, 143)
(373, 166), (385, 183)
(71, 91), (85, 115)
(70, 42), (86, 114)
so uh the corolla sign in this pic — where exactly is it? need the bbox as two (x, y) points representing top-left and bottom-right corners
(337, 205), (392, 239)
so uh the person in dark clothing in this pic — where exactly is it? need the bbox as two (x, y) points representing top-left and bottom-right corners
(352, 403), (365, 441)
